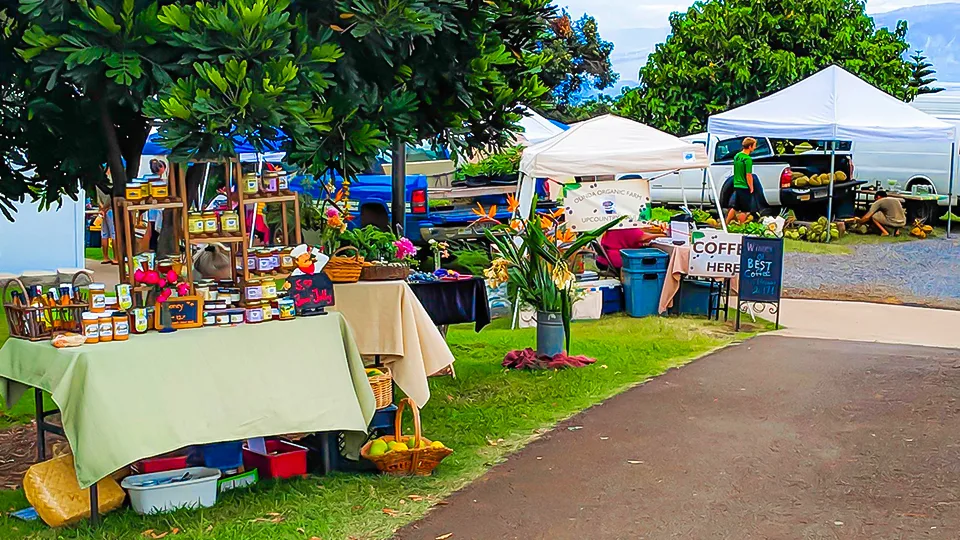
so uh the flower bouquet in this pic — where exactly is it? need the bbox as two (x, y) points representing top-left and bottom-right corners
(319, 189), (365, 283)
(343, 225), (417, 281)
(134, 266), (190, 330)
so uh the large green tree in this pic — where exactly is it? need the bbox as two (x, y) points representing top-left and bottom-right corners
(905, 50), (944, 101)
(538, 11), (617, 112)
(618, 0), (914, 135)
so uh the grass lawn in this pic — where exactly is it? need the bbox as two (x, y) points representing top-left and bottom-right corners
(85, 246), (114, 262)
(784, 226), (946, 256)
(0, 313), (765, 539)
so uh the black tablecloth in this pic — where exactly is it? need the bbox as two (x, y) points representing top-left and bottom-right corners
(408, 278), (491, 332)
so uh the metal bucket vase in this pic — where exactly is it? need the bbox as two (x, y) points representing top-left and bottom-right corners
(536, 311), (566, 357)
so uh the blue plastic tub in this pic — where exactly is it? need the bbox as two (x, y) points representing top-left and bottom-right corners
(670, 279), (720, 317)
(201, 441), (244, 472)
(622, 269), (666, 318)
(621, 248), (669, 273)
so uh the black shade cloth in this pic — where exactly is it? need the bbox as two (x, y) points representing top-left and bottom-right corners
(408, 278), (491, 332)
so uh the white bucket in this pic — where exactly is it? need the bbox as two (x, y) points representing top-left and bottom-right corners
(121, 467), (221, 515)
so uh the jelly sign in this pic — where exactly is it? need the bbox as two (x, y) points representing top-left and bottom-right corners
(286, 273), (335, 315)
(738, 237), (784, 303)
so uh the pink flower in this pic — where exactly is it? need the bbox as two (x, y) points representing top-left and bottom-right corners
(394, 238), (417, 260)
(166, 270), (178, 283)
(326, 208), (339, 218)
(176, 283), (190, 296)
(157, 289), (171, 303)
(158, 278), (167, 288)
(143, 270), (159, 285)
(134, 269), (145, 282)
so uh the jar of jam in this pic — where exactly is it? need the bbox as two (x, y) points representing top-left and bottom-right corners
(262, 302), (273, 322)
(261, 173), (279, 194)
(243, 173), (259, 195)
(269, 248), (281, 274)
(243, 279), (263, 302)
(276, 173), (289, 192)
(202, 212), (219, 234)
(188, 212), (205, 235)
(278, 297), (295, 320)
(88, 283), (106, 313)
(262, 279), (277, 300)
(113, 312), (129, 341)
(220, 210), (240, 233)
(245, 302), (264, 324)
(130, 308), (149, 334)
(280, 247), (294, 271)
(150, 180), (169, 200)
(247, 250), (259, 274)
(257, 249), (274, 273)
(98, 312), (113, 342)
(83, 312), (100, 343)
(203, 311), (216, 326)
(157, 259), (174, 279)
(126, 183), (143, 201)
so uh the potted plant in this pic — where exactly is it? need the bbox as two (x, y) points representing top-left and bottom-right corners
(343, 225), (418, 281)
(483, 201), (623, 357)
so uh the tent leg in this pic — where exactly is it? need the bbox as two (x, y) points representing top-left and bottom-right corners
(198, 163), (211, 210)
(679, 172), (690, 210)
(700, 131), (710, 210)
(826, 143), (836, 241)
(706, 169), (727, 232)
(948, 142), (956, 239)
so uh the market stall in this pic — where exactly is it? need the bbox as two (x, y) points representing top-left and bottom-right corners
(408, 277), (491, 332)
(708, 65), (959, 228)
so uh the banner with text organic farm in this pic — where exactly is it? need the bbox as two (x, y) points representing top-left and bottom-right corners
(562, 179), (651, 231)
(689, 230), (743, 278)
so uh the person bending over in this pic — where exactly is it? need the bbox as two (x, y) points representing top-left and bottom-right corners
(858, 190), (906, 236)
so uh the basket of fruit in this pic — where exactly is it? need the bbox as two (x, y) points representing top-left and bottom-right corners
(360, 397), (452, 476)
(366, 367), (393, 409)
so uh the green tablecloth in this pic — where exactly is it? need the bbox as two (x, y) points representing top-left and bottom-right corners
(0, 312), (375, 488)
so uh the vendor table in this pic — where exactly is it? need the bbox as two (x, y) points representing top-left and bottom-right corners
(0, 312), (375, 523)
(408, 278), (491, 332)
(331, 281), (456, 406)
(855, 188), (947, 224)
(650, 239), (737, 317)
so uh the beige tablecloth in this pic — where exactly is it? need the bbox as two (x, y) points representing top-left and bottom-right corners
(331, 281), (456, 406)
(652, 240), (739, 314)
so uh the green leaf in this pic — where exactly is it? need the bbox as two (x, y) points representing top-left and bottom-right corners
(90, 5), (122, 34)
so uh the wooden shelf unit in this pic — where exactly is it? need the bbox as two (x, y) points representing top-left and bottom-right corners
(114, 181), (186, 288)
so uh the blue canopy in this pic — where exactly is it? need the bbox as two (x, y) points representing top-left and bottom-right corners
(142, 129), (286, 156)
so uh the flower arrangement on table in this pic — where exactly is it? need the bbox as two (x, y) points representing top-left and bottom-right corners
(342, 225), (418, 281)
(133, 267), (190, 304)
(481, 196), (623, 368)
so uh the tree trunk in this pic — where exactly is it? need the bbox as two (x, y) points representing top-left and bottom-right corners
(96, 97), (128, 197)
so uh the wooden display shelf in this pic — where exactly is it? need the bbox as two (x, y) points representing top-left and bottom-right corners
(188, 235), (246, 244)
(241, 193), (297, 205)
(121, 200), (184, 211)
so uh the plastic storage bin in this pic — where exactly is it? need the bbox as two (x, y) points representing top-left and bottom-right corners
(201, 441), (244, 471)
(121, 467), (221, 515)
(622, 270), (666, 318)
(669, 279), (720, 317)
(134, 455), (189, 475)
(242, 439), (308, 479)
(620, 248), (669, 273)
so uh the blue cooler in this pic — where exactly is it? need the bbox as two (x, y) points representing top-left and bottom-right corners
(621, 249), (669, 318)
(670, 279), (720, 317)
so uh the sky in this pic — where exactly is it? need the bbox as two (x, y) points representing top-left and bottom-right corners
(559, 0), (958, 30)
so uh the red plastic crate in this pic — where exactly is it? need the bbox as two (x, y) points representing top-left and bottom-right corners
(134, 455), (188, 474)
(242, 439), (308, 479)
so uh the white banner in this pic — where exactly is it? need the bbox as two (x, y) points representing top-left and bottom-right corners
(562, 179), (651, 231)
(689, 230), (743, 278)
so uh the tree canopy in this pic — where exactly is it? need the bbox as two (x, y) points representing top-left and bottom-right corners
(618, 0), (915, 135)
(905, 50), (944, 101)
(537, 11), (617, 112)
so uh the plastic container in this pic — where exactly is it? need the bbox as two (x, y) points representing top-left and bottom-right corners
(620, 248), (669, 273)
(622, 270), (666, 318)
(669, 279), (720, 317)
(134, 455), (189, 474)
(201, 441), (244, 471)
(121, 467), (221, 515)
(601, 284), (624, 314)
(242, 439), (308, 479)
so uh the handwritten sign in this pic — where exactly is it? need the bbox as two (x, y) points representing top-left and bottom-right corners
(738, 237), (784, 303)
(689, 230), (743, 278)
(156, 296), (204, 329)
(286, 273), (334, 315)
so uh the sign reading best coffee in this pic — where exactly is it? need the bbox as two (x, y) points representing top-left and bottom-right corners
(688, 230), (743, 278)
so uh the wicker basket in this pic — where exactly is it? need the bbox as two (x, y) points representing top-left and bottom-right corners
(368, 367), (394, 409)
(360, 398), (453, 476)
(323, 246), (364, 283)
(2, 278), (86, 342)
(360, 263), (410, 281)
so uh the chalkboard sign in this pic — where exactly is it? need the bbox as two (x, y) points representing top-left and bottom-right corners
(156, 296), (204, 330)
(738, 237), (784, 303)
(286, 273), (335, 316)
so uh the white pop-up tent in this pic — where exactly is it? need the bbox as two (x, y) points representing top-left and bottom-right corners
(517, 107), (567, 145)
(517, 114), (718, 225)
(708, 65), (959, 229)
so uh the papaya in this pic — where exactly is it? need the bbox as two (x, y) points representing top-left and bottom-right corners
(835, 171), (847, 182)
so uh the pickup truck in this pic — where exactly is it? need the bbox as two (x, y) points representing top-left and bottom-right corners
(291, 172), (534, 245)
(642, 135), (863, 218)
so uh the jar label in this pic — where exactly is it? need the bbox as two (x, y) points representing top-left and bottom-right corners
(257, 258), (272, 271)
(245, 285), (263, 300)
(247, 255), (257, 268)
(278, 177), (289, 190)
(114, 321), (129, 336)
(99, 322), (113, 337)
(281, 254), (294, 268)
(204, 218), (218, 231)
(263, 283), (277, 298)
(134, 312), (148, 332)
(245, 179), (258, 193)
(91, 294), (106, 309)
(190, 219), (205, 233)
(269, 255), (280, 268)
(84, 323), (99, 338)
(246, 309), (263, 323)
(222, 216), (239, 231)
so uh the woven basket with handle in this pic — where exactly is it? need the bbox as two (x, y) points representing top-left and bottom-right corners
(367, 367), (393, 409)
(323, 246), (364, 283)
(360, 397), (453, 476)
(2, 276), (87, 341)
(360, 263), (409, 281)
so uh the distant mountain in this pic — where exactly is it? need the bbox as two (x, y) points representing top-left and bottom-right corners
(873, 3), (960, 83)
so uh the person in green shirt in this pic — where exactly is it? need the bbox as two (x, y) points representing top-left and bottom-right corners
(726, 137), (757, 224)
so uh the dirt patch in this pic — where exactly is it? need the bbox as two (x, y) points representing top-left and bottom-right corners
(395, 336), (960, 539)
(0, 420), (63, 490)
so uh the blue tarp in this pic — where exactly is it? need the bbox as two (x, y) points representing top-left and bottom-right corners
(142, 129), (286, 155)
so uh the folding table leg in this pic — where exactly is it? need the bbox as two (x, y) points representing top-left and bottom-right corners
(89, 483), (100, 527)
(34, 387), (45, 462)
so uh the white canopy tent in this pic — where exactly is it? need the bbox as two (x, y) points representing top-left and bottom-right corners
(708, 65), (959, 232)
(517, 114), (720, 227)
(517, 107), (566, 145)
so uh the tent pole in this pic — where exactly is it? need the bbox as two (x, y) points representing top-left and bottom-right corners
(700, 132), (710, 210)
(825, 141), (837, 242)
(679, 172), (690, 210)
(198, 163), (211, 210)
(707, 168), (727, 232)
(948, 142), (956, 238)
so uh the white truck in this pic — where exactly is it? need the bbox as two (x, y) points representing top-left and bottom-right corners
(634, 134), (859, 218)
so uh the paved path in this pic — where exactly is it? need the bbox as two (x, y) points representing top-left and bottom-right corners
(396, 336), (960, 539)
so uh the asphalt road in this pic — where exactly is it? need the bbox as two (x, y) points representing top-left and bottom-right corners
(395, 336), (960, 539)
